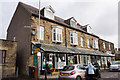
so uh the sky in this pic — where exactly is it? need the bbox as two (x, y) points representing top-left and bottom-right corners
(0, 0), (119, 48)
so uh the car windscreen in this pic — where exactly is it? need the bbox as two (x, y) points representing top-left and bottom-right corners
(112, 61), (120, 65)
(62, 66), (75, 71)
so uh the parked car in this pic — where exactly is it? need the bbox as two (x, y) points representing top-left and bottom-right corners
(59, 64), (86, 80)
(109, 61), (120, 71)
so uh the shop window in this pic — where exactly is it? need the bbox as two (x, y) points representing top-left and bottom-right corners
(70, 31), (78, 45)
(0, 50), (6, 64)
(68, 56), (74, 64)
(52, 26), (62, 43)
(56, 54), (66, 69)
(42, 54), (54, 70)
(83, 55), (86, 64)
(37, 26), (44, 40)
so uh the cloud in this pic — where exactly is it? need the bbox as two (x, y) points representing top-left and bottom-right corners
(0, 0), (118, 48)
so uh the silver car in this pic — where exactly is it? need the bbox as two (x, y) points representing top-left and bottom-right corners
(59, 64), (86, 80)
(110, 61), (120, 71)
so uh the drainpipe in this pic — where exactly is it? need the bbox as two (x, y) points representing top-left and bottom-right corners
(65, 27), (68, 65)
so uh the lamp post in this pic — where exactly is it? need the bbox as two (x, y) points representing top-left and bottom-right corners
(37, 52), (41, 79)
(44, 52), (47, 80)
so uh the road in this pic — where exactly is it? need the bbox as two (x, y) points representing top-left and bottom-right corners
(40, 70), (120, 80)
(100, 70), (120, 80)
(2, 70), (120, 80)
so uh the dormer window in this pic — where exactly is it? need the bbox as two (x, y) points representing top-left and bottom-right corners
(70, 18), (77, 27)
(44, 6), (55, 20)
(71, 21), (76, 27)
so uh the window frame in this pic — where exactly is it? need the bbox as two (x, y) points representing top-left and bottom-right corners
(44, 9), (54, 20)
(103, 42), (106, 49)
(92, 38), (98, 49)
(80, 37), (84, 47)
(0, 50), (6, 64)
(71, 21), (76, 27)
(95, 39), (99, 49)
(37, 26), (44, 40)
(52, 26), (63, 43)
(87, 38), (90, 48)
(70, 31), (78, 45)
(109, 44), (111, 50)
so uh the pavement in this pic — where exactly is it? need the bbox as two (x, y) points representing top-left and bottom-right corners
(2, 68), (114, 80)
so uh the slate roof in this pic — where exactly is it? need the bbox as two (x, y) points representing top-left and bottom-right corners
(32, 42), (115, 57)
(18, 2), (99, 38)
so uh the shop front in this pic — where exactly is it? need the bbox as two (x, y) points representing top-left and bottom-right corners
(31, 42), (115, 75)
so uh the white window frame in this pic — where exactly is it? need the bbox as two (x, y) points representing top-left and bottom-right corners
(70, 31), (78, 45)
(37, 26), (44, 40)
(109, 44), (111, 50)
(71, 21), (76, 27)
(44, 9), (54, 20)
(80, 37), (84, 47)
(52, 26), (63, 43)
(70, 19), (77, 27)
(92, 38), (99, 49)
(92, 38), (95, 48)
(103, 42), (106, 49)
(87, 38), (90, 48)
(95, 39), (99, 49)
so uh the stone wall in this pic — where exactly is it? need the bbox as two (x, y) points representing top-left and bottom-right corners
(31, 16), (66, 46)
(31, 16), (100, 51)
(66, 27), (99, 50)
(99, 39), (114, 54)
(0, 39), (17, 78)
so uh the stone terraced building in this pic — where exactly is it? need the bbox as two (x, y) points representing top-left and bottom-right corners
(0, 39), (17, 79)
(7, 2), (115, 76)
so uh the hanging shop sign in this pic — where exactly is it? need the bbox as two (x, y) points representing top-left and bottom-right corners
(34, 48), (39, 53)
(33, 53), (38, 67)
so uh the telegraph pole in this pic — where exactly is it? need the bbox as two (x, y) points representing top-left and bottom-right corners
(38, 0), (41, 79)
(38, 0), (47, 80)
(39, 0), (40, 26)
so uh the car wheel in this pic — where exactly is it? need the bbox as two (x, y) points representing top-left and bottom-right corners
(76, 76), (81, 80)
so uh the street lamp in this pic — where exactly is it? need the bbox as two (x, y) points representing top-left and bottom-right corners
(37, 52), (41, 79)
(44, 52), (48, 80)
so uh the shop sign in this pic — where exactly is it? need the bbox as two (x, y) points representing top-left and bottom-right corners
(34, 48), (39, 53)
